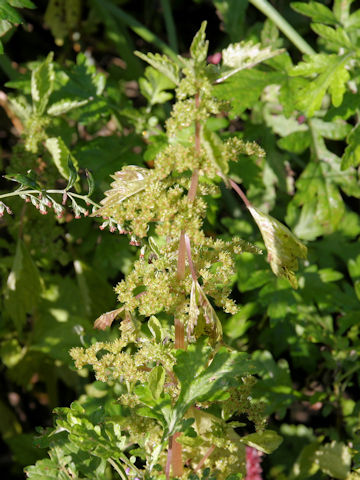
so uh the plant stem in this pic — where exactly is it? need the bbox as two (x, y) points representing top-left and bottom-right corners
(228, 179), (251, 209)
(195, 445), (216, 472)
(249, 0), (316, 55)
(108, 458), (127, 480)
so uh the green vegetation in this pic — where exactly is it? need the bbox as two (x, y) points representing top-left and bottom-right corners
(1, 1), (360, 479)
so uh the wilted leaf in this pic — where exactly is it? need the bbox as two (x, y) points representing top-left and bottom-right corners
(94, 307), (124, 330)
(188, 280), (223, 345)
(248, 206), (307, 288)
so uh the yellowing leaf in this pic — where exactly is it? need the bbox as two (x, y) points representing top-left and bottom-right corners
(188, 280), (223, 344)
(248, 206), (307, 288)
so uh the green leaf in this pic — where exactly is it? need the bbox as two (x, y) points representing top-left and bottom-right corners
(342, 123), (360, 169)
(241, 430), (283, 454)
(31, 52), (55, 115)
(311, 24), (352, 50)
(4, 240), (42, 332)
(214, 69), (282, 117)
(290, 54), (351, 116)
(65, 157), (78, 191)
(0, 1), (22, 24)
(287, 161), (346, 240)
(45, 137), (79, 181)
(291, 2), (337, 24)
(4, 172), (41, 190)
(190, 21), (208, 63)
(139, 66), (175, 106)
(167, 338), (258, 435)
(135, 51), (180, 85)
(148, 315), (164, 343)
(8, 0), (36, 8)
(217, 41), (283, 83)
(47, 98), (89, 116)
(148, 366), (165, 400)
(315, 442), (351, 479)
(277, 130), (311, 154)
(213, 0), (248, 41)
(248, 206), (307, 289)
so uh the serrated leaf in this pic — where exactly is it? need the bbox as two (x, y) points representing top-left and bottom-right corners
(291, 1), (337, 24)
(217, 41), (283, 83)
(311, 24), (352, 50)
(139, 66), (175, 106)
(187, 280), (223, 345)
(135, 51), (180, 85)
(241, 430), (283, 454)
(342, 123), (360, 169)
(4, 240), (42, 332)
(31, 52), (55, 114)
(190, 21), (208, 63)
(47, 98), (89, 116)
(45, 137), (79, 181)
(315, 442), (351, 479)
(214, 69), (282, 117)
(290, 54), (351, 116)
(167, 338), (258, 435)
(248, 206), (307, 288)
(93, 166), (150, 219)
(8, 95), (32, 120)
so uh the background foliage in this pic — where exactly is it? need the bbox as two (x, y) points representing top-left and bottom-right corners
(1, 0), (360, 478)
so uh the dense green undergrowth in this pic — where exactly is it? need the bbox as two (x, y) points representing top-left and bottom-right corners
(1, 1), (360, 479)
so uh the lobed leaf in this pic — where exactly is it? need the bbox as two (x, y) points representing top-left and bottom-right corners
(291, 1), (337, 24)
(135, 51), (180, 85)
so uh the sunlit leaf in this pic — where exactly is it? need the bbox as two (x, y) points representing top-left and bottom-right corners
(248, 206), (307, 288)
(31, 52), (55, 115)
(93, 166), (150, 219)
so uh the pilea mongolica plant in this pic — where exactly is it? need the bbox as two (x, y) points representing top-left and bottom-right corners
(20, 22), (310, 480)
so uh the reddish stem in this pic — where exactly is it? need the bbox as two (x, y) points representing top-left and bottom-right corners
(229, 178), (251, 209)
(177, 230), (186, 281)
(194, 445), (216, 472)
(184, 233), (197, 282)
